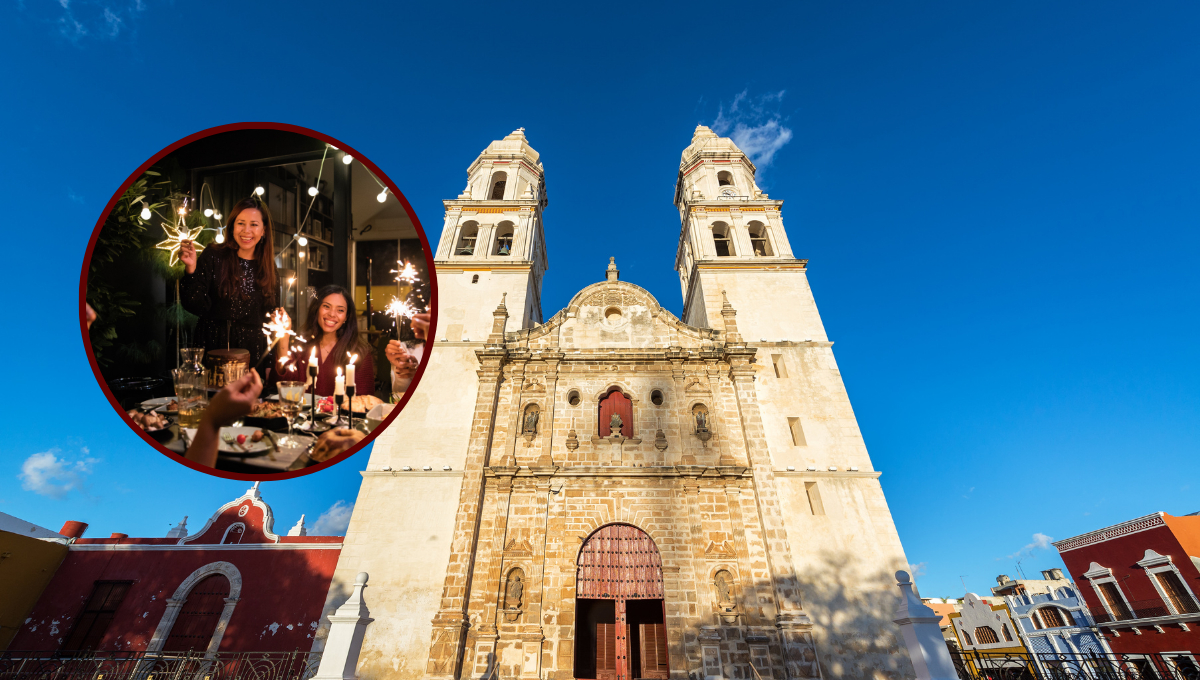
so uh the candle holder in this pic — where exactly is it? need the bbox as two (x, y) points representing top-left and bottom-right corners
(307, 364), (318, 429)
(334, 392), (345, 429)
(345, 384), (356, 430)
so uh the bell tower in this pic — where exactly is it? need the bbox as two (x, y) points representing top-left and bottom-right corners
(433, 128), (549, 340)
(674, 125), (827, 344)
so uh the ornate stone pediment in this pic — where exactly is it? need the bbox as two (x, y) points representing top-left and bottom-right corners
(704, 540), (736, 559)
(504, 538), (534, 556)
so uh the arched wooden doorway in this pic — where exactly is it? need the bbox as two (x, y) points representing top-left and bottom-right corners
(575, 524), (668, 680)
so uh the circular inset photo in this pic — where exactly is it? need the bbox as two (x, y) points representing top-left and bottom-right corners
(81, 123), (436, 479)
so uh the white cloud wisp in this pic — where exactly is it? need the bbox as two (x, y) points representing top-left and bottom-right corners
(310, 500), (355, 536)
(19, 448), (99, 499)
(712, 90), (794, 171)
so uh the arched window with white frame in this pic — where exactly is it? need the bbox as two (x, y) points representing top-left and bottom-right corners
(712, 222), (734, 257)
(146, 562), (243, 656)
(489, 171), (507, 200)
(494, 221), (515, 256)
(747, 221), (773, 256)
(456, 222), (479, 256)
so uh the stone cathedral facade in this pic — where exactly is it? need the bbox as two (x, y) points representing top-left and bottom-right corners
(318, 128), (915, 680)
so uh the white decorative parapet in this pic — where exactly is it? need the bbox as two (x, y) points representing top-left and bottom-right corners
(893, 570), (958, 680)
(314, 572), (375, 680)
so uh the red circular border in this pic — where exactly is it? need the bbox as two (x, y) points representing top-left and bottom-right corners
(79, 121), (438, 481)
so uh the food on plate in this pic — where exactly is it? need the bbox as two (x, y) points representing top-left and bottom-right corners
(248, 401), (285, 419)
(128, 409), (169, 431)
(236, 434), (247, 445)
(316, 394), (383, 414)
(251, 429), (264, 443)
(166, 400), (179, 412)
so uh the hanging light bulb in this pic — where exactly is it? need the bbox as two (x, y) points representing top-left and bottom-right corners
(342, 154), (353, 165)
(204, 208), (213, 217)
(177, 207), (187, 216)
(298, 250), (306, 259)
(298, 236), (308, 246)
(215, 231), (225, 243)
(308, 186), (318, 197)
(214, 213), (222, 221)
(140, 203), (151, 220)
(255, 186), (265, 196)
(377, 189), (388, 203)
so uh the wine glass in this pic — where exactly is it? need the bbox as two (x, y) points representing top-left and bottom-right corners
(276, 381), (306, 447)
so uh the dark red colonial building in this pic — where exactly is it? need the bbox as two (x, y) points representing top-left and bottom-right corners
(9, 483), (340, 656)
(1054, 511), (1200, 659)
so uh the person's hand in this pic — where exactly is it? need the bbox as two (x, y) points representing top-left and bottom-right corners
(412, 312), (430, 341)
(180, 240), (198, 274)
(85, 303), (97, 329)
(275, 308), (291, 331)
(203, 369), (263, 429)
(311, 428), (365, 462)
(386, 340), (417, 378)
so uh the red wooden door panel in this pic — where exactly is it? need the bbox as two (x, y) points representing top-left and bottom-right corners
(639, 624), (669, 679)
(598, 390), (633, 438)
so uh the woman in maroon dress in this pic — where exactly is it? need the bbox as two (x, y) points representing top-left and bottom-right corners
(275, 285), (375, 396)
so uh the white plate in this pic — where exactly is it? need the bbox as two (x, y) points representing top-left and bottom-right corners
(217, 427), (273, 454)
(140, 396), (177, 409)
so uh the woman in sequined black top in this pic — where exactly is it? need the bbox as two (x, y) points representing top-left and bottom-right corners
(179, 198), (280, 369)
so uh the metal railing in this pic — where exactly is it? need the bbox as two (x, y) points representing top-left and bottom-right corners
(0, 649), (321, 680)
(951, 650), (1200, 680)
(1091, 598), (1200, 624)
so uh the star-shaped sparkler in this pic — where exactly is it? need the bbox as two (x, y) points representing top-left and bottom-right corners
(155, 222), (206, 267)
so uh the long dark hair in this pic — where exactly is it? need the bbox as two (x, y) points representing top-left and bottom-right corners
(303, 285), (368, 369)
(214, 197), (277, 305)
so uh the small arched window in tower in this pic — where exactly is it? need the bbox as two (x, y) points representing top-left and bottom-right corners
(471, 274), (479, 284)
(712, 222), (734, 257)
(650, 390), (664, 406)
(456, 222), (479, 256)
(748, 222), (773, 257)
(494, 222), (515, 256)
(717, 170), (734, 187)
(490, 171), (507, 200)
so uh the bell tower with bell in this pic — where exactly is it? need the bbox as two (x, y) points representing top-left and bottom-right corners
(433, 128), (549, 341)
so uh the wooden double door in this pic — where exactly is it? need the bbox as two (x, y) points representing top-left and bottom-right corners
(575, 524), (669, 680)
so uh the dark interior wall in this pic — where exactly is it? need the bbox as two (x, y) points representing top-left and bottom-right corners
(574, 599), (615, 679)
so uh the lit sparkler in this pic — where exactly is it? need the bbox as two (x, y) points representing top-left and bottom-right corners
(392, 260), (420, 284)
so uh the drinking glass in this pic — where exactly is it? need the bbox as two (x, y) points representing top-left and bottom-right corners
(276, 381), (306, 447)
(222, 361), (247, 385)
(173, 367), (208, 428)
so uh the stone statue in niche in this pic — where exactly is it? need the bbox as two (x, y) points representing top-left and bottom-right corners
(609, 412), (623, 437)
(694, 409), (707, 431)
(504, 570), (524, 621)
(693, 406), (712, 442)
(715, 571), (732, 604)
(523, 408), (539, 435)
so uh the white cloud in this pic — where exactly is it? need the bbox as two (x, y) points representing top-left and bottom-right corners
(712, 90), (794, 171)
(309, 500), (354, 536)
(1007, 532), (1054, 560)
(908, 562), (928, 580)
(42, 0), (147, 43)
(19, 448), (99, 499)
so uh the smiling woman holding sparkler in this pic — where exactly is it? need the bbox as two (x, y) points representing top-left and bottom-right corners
(179, 197), (281, 369)
(275, 285), (376, 396)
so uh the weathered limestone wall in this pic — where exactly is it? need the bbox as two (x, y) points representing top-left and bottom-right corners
(434, 268), (538, 340)
(777, 474), (912, 680)
(689, 268), (828, 344)
(316, 473), (461, 680)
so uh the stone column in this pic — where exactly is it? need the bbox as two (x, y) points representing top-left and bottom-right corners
(892, 571), (957, 680)
(426, 339), (507, 680)
(314, 573), (374, 680)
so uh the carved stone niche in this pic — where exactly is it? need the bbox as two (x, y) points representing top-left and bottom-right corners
(714, 569), (738, 625)
(522, 404), (540, 443)
(654, 429), (668, 452)
(503, 567), (525, 622)
(692, 404), (712, 443)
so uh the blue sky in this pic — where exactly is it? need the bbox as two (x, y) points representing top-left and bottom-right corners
(2, 1), (1197, 598)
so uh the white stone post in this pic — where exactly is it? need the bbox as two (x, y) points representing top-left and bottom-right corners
(893, 570), (959, 680)
(314, 572), (375, 680)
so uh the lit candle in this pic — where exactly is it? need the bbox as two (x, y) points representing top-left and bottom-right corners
(308, 347), (319, 387)
(335, 367), (345, 396)
(346, 354), (357, 387)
